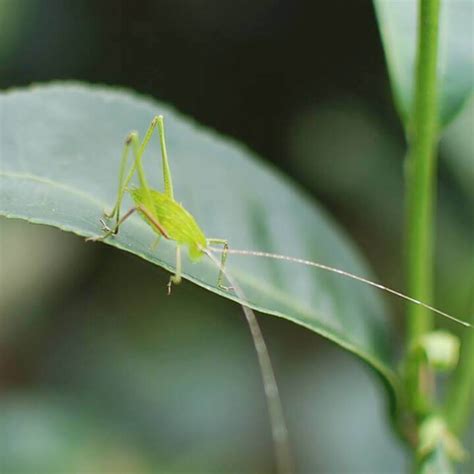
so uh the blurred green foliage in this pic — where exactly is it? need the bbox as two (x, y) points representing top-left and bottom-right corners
(374, 0), (474, 126)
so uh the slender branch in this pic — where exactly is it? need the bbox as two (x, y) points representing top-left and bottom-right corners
(404, 0), (441, 412)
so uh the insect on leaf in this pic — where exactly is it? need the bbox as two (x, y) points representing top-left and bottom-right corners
(0, 83), (400, 404)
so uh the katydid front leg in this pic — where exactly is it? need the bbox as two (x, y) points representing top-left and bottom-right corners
(207, 238), (231, 290)
(167, 245), (182, 295)
(86, 205), (170, 242)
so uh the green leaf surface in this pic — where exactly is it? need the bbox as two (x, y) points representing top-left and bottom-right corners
(374, 0), (474, 128)
(0, 83), (399, 398)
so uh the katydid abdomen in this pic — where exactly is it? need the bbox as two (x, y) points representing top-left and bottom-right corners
(131, 187), (207, 261)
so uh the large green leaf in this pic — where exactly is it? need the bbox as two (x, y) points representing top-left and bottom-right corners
(374, 0), (474, 128)
(0, 83), (399, 396)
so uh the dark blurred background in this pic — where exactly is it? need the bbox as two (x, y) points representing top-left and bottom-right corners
(1, 0), (472, 472)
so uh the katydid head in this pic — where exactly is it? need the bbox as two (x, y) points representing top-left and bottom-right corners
(188, 241), (206, 260)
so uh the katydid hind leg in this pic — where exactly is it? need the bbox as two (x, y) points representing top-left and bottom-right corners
(106, 118), (163, 228)
(155, 115), (175, 200)
(132, 115), (175, 201)
(101, 115), (175, 233)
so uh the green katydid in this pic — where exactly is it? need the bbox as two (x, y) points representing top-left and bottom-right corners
(86, 115), (294, 474)
(86, 115), (230, 294)
(87, 115), (471, 329)
(87, 114), (471, 474)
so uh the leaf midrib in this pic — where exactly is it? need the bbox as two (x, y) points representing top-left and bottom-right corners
(0, 170), (106, 207)
(0, 169), (343, 324)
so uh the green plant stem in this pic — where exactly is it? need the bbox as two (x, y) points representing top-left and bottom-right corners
(405, 0), (440, 413)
